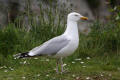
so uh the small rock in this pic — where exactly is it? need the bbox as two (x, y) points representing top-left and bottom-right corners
(75, 58), (81, 61)
(72, 61), (75, 64)
(63, 64), (67, 67)
(46, 74), (49, 77)
(86, 57), (90, 60)
(3, 66), (7, 68)
(76, 77), (80, 80)
(80, 62), (84, 64)
(0, 67), (3, 69)
(100, 74), (104, 77)
(37, 74), (40, 77)
(86, 77), (90, 80)
(46, 59), (49, 62)
(23, 61), (27, 64)
(4, 70), (8, 72)
(10, 68), (14, 71)
(34, 58), (38, 60)
(22, 76), (26, 79)
(72, 74), (76, 77)
(108, 73), (112, 76)
(82, 66), (86, 68)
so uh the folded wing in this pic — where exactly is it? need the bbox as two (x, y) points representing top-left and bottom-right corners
(29, 35), (70, 56)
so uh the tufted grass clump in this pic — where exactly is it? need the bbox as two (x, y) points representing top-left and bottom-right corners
(0, 8), (66, 66)
(76, 21), (120, 58)
(0, 17), (120, 65)
(0, 12), (120, 80)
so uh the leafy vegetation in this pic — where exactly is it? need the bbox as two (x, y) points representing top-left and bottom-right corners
(0, 2), (120, 79)
(0, 19), (120, 80)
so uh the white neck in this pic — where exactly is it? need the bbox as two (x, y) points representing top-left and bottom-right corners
(64, 19), (79, 39)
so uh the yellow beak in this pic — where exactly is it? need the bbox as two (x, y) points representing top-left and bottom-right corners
(80, 17), (88, 20)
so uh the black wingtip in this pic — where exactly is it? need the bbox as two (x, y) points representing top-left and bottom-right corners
(13, 52), (30, 59)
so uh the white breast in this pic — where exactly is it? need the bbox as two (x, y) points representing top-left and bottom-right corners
(54, 18), (79, 58)
(54, 36), (79, 58)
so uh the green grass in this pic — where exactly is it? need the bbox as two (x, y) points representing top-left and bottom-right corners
(0, 4), (120, 79)
(0, 57), (120, 80)
(0, 21), (120, 80)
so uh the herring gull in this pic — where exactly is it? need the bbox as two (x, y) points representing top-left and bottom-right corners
(14, 12), (88, 73)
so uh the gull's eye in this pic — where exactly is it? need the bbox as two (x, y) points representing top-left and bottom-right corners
(75, 14), (78, 16)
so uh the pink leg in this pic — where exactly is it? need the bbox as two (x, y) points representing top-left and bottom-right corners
(56, 58), (59, 73)
(60, 57), (64, 73)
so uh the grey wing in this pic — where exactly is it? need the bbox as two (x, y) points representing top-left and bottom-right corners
(29, 35), (70, 56)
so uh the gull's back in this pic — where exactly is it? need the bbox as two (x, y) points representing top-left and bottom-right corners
(28, 35), (70, 57)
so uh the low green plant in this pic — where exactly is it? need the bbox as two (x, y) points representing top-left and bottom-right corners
(0, 9), (120, 80)
(0, 16), (120, 65)
(77, 21), (120, 58)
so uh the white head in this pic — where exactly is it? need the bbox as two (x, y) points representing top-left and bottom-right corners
(67, 12), (88, 22)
